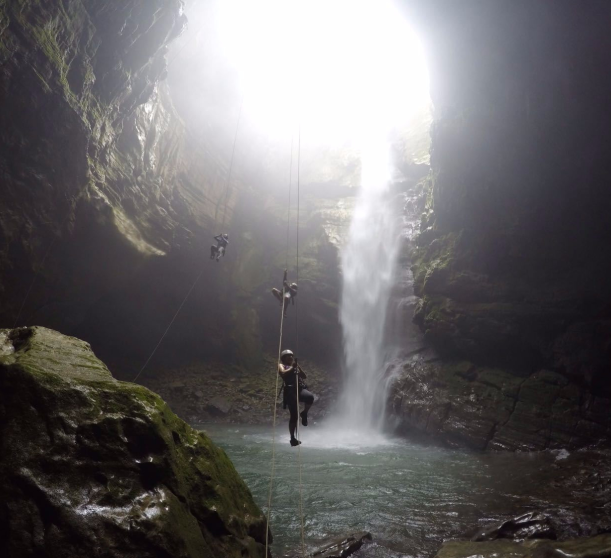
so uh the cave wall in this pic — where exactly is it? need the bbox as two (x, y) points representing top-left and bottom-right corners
(0, 0), (192, 327)
(390, 0), (611, 450)
(0, 0), (349, 380)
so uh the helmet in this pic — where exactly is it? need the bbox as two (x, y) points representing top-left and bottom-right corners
(280, 349), (294, 360)
(290, 283), (298, 289)
(223, 233), (229, 239)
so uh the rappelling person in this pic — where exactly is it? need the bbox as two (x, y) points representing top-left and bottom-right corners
(271, 269), (298, 316)
(278, 349), (315, 447)
(210, 233), (229, 262)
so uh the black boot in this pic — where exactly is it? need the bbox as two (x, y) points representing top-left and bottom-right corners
(290, 437), (301, 447)
(300, 411), (308, 427)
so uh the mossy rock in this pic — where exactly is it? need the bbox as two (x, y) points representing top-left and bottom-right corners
(0, 327), (268, 558)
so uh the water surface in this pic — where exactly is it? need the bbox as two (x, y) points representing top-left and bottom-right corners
(203, 424), (558, 557)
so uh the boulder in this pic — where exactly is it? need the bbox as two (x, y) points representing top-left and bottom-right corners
(311, 532), (373, 558)
(206, 396), (233, 416)
(471, 513), (556, 542)
(0, 326), (268, 558)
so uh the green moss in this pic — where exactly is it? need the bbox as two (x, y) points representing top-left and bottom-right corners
(0, 327), (266, 556)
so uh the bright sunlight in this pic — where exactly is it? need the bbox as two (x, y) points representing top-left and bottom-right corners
(217, 0), (430, 144)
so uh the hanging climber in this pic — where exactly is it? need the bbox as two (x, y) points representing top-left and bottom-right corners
(210, 233), (229, 262)
(271, 269), (298, 316)
(278, 349), (315, 446)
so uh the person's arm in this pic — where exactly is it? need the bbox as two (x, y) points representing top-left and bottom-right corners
(214, 234), (222, 242)
(295, 361), (307, 379)
(283, 269), (288, 283)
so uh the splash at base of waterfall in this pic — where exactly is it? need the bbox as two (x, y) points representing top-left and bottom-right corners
(296, 424), (397, 450)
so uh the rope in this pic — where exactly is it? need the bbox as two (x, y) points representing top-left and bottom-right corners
(132, 265), (205, 383)
(13, 236), (57, 328)
(132, 98), (243, 384)
(216, 98), (244, 226)
(296, 125), (301, 285)
(286, 134), (294, 270)
(266, 124), (307, 557)
(264, 285), (286, 557)
(293, 123), (306, 557)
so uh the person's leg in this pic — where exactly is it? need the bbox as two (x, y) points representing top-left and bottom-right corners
(271, 288), (282, 303)
(210, 245), (217, 259)
(287, 397), (300, 445)
(217, 246), (224, 261)
(298, 389), (315, 426)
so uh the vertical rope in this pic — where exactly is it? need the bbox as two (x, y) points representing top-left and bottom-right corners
(294, 123), (306, 557)
(295, 377), (306, 557)
(296, 125), (301, 286)
(217, 99), (244, 226)
(264, 285), (286, 556)
(134, 98), (243, 384)
(286, 135), (294, 270)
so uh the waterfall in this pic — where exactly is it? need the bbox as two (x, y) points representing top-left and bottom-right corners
(336, 138), (402, 432)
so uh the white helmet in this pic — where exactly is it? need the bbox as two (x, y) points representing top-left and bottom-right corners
(280, 349), (294, 360)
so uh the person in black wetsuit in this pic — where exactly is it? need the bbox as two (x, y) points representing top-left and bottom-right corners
(271, 269), (298, 316)
(278, 349), (315, 446)
(210, 233), (229, 261)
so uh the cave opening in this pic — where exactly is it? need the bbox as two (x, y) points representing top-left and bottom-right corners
(159, 0), (433, 425)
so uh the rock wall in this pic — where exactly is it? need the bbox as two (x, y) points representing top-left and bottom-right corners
(390, 0), (611, 449)
(0, 0), (349, 379)
(0, 326), (268, 557)
(0, 0), (192, 325)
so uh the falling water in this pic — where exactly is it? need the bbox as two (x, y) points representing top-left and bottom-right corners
(336, 138), (402, 432)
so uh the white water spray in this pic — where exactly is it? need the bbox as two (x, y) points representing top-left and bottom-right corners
(336, 138), (402, 433)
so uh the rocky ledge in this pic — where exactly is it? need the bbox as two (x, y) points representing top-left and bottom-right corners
(389, 358), (611, 451)
(0, 326), (268, 558)
(140, 357), (339, 425)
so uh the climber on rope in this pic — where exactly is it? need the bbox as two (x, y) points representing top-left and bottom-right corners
(210, 233), (229, 262)
(271, 269), (298, 316)
(278, 349), (315, 447)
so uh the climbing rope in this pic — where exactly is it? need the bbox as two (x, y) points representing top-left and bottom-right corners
(286, 134), (294, 270)
(216, 99), (244, 226)
(265, 123), (307, 557)
(132, 100), (243, 383)
(264, 285), (286, 556)
(131, 266), (205, 383)
(294, 123), (307, 557)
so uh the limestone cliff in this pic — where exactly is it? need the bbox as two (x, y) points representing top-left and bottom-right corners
(0, 0), (348, 378)
(390, 0), (611, 450)
(0, 326), (268, 557)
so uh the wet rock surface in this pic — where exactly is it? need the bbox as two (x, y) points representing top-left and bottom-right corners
(141, 357), (339, 425)
(0, 326), (268, 558)
(389, 359), (611, 451)
(436, 534), (611, 558)
(390, 0), (611, 450)
(310, 532), (373, 558)
(471, 513), (556, 542)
